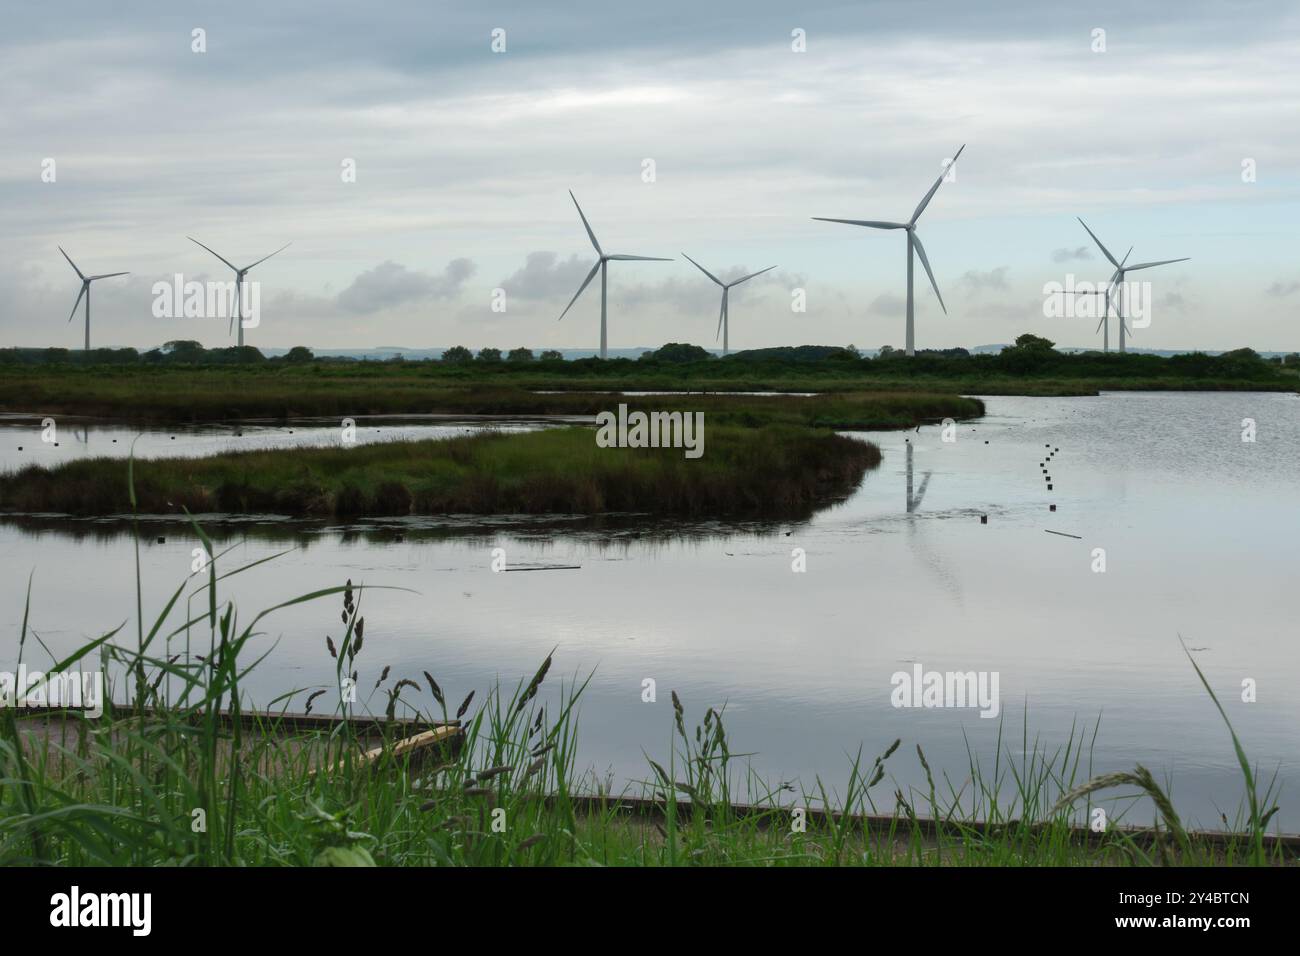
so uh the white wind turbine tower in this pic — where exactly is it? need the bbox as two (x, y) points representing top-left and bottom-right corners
(813, 144), (965, 356)
(1078, 218), (1188, 353)
(188, 237), (292, 347)
(681, 255), (777, 356)
(59, 248), (129, 350)
(558, 191), (672, 359)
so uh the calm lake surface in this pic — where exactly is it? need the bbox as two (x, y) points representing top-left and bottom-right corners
(2, 392), (1297, 829)
(0, 413), (568, 471)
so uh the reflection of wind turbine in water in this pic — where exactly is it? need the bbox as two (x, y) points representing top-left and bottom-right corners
(901, 435), (962, 605)
(905, 441), (932, 513)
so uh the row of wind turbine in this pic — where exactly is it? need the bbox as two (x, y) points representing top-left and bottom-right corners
(559, 192), (778, 358)
(61, 161), (1191, 357)
(58, 239), (291, 350)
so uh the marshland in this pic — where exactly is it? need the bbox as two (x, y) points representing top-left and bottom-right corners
(0, 425), (882, 519)
(0, 357), (1296, 865)
(0, 388), (978, 517)
(0, 344), (1293, 421)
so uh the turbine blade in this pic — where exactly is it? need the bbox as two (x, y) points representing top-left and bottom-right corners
(910, 144), (965, 224)
(1119, 246), (1133, 268)
(729, 264), (778, 287)
(811, 218), (907, 229)
(911, 232), (946, 314)
(716, 292), (725, 340)
(245, 241), (292, 270)
(188, 237), (239, 271)
(67, 284), (86, 322)
(569, 191), (602, 256)
(558, 262), (601, 320)
(605, 254), (673, 261)
(88, 272), (130, 280)
(682, 253), (723, 286)
(1095, 314), (1106, 334)
(1125, 257), (1190, 271)
(1076, 218), (1120, 269)
(59, 247), (85, 280)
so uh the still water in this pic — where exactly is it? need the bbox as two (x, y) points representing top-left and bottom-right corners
(2, 392), (1297, 829)
(0, 413), (568, 472)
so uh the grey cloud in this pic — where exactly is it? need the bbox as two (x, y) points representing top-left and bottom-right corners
(620, 267), (801, 313)
(867, 293), (905, 316)
(1265, 280), (1300, 297)
(1052, 246), (1093, 263)
(337, 259), (475, 314)
(1158, 292), (1189, 312)
(499, 252), (595, 301)
(956, 267), (1010, 293)
(500, 251), (799, 315)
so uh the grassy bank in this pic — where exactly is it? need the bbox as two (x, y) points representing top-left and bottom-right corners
(0, 356), (1288, 423)
(0, 425), (881, 519)
(0, 371), (983, 426)
(1, 541), (1288, 867)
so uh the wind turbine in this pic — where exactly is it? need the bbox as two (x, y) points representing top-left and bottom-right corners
(188, 237), (291, 347)
(813, 144), (965, 356)
(59, 248), (128, 350)
(1053, 244), (1131, 351)
(558, 192), (672, 359)
(681, 255), (777, 355)
(1077, 218), (1188, 353)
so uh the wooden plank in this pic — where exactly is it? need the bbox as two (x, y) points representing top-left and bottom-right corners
(550, 793), (1300, 854)
(314, 724), (462, 776)
(14, 704), (453, 738)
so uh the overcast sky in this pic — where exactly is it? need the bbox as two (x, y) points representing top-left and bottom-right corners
(2, 1), (1298, 353)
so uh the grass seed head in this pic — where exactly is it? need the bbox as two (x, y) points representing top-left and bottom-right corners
(456, 690), (475, 719)
(423, 671), (444, 708)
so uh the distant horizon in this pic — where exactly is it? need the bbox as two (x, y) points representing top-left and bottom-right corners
(9, 341), (1295, 359)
